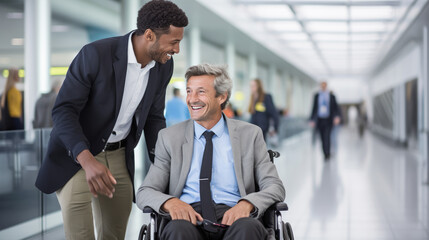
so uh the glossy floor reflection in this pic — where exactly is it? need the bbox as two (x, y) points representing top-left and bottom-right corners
(27, 126), (428, 240)
(276, 127), (428, 240)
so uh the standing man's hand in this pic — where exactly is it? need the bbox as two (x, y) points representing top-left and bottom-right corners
(221, 200), (254, 226)
(162, 198), (203, 225)
(309, 121), (315, 128)
(77, 150), (117, 198)
(333, 116), (341, 125)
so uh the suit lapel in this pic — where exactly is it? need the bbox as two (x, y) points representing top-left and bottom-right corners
(175, 120), (194, 196)
(226, 118), (246, 196)
(113, 32), (132, 118)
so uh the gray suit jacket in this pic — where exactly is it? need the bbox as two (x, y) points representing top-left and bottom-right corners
(137, 117), (285, 218)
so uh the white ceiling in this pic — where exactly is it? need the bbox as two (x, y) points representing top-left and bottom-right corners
(0, 0), (426, 81)
(198, 0), (425, 79)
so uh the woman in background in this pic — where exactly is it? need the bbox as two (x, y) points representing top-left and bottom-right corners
(248, 78), (279, 140)
(0, 68), (23, 130)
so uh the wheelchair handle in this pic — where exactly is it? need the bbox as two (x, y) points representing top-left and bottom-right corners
(268, 150), (280, 162)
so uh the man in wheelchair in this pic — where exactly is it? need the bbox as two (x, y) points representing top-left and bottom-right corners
(137, 63), (285, 240)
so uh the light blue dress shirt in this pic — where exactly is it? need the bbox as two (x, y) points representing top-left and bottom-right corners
(180, 116), (241, 207)
(318, 91), (330, 118)
(165, 97), (190, 127)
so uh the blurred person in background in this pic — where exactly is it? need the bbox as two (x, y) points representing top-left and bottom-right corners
(223, 102), (235, 118)
(248, 78), (279, 141)
(0, 68), (23, 131)
(35, 1), (188, 239)
(165, 87), (190, 126)
(309, 81), (341, 160)
(33, 78), (63, 128)
(329, 90), (342, 155)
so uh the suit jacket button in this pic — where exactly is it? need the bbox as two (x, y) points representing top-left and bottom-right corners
(102, 138), (106, 143)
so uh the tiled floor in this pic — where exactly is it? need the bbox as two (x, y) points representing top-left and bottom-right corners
(27, 126), (429, 240)
(276, 127), (428, 240)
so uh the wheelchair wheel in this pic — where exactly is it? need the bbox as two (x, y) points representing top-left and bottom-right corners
(282, 222), (294, 240)
(138, 224), (148, 240)
(144, 224), (151, 240)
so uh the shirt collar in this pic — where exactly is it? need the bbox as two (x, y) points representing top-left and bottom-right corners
(194, 115), (225, 139)
(128, 31), (156, 69)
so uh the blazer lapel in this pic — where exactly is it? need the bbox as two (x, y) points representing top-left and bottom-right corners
(226, 118), (246, 196)
(113, 32), (132, 118)
(174, 120), (194, 196)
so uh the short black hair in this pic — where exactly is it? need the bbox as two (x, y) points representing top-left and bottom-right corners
(136, 0), (188, 36)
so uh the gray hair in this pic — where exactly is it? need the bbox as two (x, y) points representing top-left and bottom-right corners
(185, 64), (232, 110)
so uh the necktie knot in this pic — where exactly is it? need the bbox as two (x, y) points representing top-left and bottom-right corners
(203, 131), (215, 141)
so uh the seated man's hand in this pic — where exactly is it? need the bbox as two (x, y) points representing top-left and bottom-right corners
(221, 200), (254, 226)
(162, 198), (203, 225)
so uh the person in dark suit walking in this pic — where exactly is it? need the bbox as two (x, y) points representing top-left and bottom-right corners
(310, 81), (341, 160)
(248, 79), (279, 140)
(35, 1), (188, 239)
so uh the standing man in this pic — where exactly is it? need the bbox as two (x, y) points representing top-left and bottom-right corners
(165, 87), (190, 126)
(310, 81), (341, 160)
(137, 64), (285, 240)
(35, 1), (188, 239)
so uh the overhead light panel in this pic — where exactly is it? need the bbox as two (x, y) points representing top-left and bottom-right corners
(7, 12), (23, 19)
(295, 5), (348, 20)
(11, 38), (24, 46)
(351, 22), (391, 32)
(246, 5), (294, 19)
(265, 21), (302, 32)
(280, 33), (309, 41)
(312, 33), (349, 41)
(351, 6), (395, 20)
(306, 22), (348, 32)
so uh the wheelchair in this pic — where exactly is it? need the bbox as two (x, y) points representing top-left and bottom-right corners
(138, 150), (294, 240)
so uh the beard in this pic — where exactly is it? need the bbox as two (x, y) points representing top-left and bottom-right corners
(148, 40), (167, 64)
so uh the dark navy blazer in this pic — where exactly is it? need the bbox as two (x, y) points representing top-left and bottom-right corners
(310, 92), (341, 125)
(250, 94), (279, 134)
(35, 32), (173, 195)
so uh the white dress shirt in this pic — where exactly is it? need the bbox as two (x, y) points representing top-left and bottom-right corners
(108, 32), (155, 143)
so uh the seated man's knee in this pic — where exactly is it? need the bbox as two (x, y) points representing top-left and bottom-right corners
(224, 217), (267, 240)
(161, 220), (203, 240)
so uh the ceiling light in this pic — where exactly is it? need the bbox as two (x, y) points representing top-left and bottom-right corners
(246, 5), (294, 19)
(312, 34), (349, 41)
(295, 5), (348, 20)
(7, 12), (23, 19)
(280, 33), (309, 41)
(52, 25), (69, 33)
(351, 22), (390, 32)
(11, 38), (24, 46)
(351, 6), (395, 19)
(306, 22), (348, 32)
(318, 42), (348, 50)
(265, 21), (302, 32)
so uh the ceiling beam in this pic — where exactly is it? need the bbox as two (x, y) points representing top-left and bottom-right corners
(233, 0), (401, 6)
(253, 18), (396, 23)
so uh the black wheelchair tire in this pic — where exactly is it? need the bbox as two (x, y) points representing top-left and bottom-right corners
(138, 224), (148, 240)
(284, 222), (294, 240)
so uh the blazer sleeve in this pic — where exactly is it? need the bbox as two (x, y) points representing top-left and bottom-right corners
(240, 127), (286, 218)
(310, 93), (318, 121)
(330, 94), (341, 118)
(51, 44), (98, 159)
(265, 94), (279, 132)
(137, 129), (175, 213)
(143, 60), (173, 163)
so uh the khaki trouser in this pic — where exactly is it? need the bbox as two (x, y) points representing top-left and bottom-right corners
(56, 148), (133, 240)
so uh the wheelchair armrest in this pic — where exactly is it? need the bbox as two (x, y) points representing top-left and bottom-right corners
(274, 202), (288, 211)
(143, 206), (156, 214)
